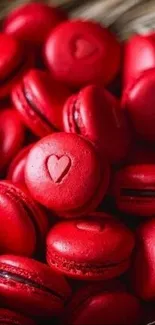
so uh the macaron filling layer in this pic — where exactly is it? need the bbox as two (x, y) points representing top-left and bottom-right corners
(121, 188), (155, 197)
(67, 95), (84, 134)
(0, 269), (64, 299)
(0, 57), (25, 86)
(0, 183), (40, 243)
(22, 84), (56, 130)
(47, 250), (130, 275)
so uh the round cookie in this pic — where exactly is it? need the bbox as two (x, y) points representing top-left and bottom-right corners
(46, 217), (135, 280)
(44, 20), (121, 87)
(25, 132), (110, 218)
(124, 33), (155, 88)
(3, 2), (67, 47)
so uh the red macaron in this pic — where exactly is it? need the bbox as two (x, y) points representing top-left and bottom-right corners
(0, 33), (33, 98)
(123, 68), (155, 142)
(46, 216), (135, 280)
(7, 144), (33, 185)
(0, 108), (25, 172)
(64, 283), (142, 325)
(44, 20), (121, 88)
(0, 255), (71, 317)
(0, 181), (48, 256)
(0, 308), (36, 325)
(130, 218), (155, 300)
(25, 132), (110, 218)
(113, 164), (155, 217)
(63, 85), (132, 164)
(12, 69), (71, 137)
(124, 33), (155, 88)
(3, 2), (67, 47)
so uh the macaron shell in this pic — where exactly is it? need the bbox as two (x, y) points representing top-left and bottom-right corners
(12, 69), (70, 137)
(0, 255), (71, 317)
(123, 68), (155, 142)
(25, 133), (109, 217)
(0, 109), (24, 171)
(124, 34), (155, 88)
(0, 33), (33, 98)
(63, 280), (126, 321)
(0, 308), (36, 325)
(3, 2), (67, 46)
(113, 164), (155, 216)
(0, 182), (36, 256)
(12, 182), (49, 246)
(63, 85), (132, 164)
(12, 81), (54, 137)
(66, 292), (142, 325)
(0, 33), (23, 79)
(7, 144), (33, 184)
(130, 219), (155, 300)
(46, 218), (135, 279)
(0, 181), (49, 255)
(44, 20), (121, 87)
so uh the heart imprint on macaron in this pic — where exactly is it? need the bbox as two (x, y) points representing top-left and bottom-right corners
(73, 39), (97, 59)
(47, 155), (71, 183)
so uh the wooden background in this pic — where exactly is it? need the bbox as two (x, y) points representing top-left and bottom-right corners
(1, 0), (155, 40)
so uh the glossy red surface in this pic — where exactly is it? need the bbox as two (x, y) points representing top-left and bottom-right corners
(7, 144), (33, 185)
(123, 68), (155, 142)
(0, 255), (71, 317)
(3, 2), (67, 46)
(0, 108), (25, 172)
(0, 181), (48, 256)
(63, 85), (132, 164)
(130, 219), (155, 300)
(124, 33), (155, 88)
(12, 69), (71, 137)
(64, 284), (142, 325)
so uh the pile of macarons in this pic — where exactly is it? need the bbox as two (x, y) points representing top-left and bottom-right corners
(0, 1), (155, 324)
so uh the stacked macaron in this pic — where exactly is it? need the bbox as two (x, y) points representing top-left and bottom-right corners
(0, 1), (154, 324)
